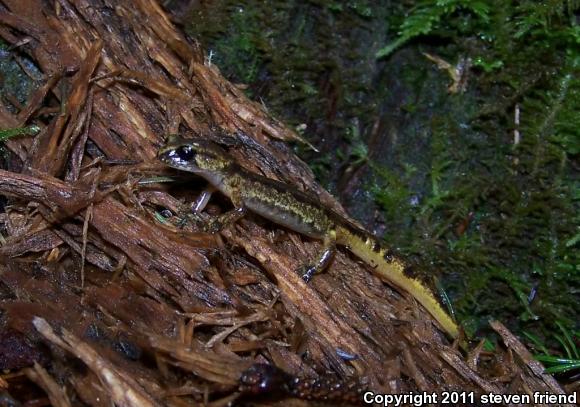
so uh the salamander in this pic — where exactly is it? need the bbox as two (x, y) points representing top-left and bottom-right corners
(157, 135), (460, 339)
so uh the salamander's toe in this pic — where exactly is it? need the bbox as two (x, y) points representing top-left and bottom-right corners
(299, 265), (317, 282)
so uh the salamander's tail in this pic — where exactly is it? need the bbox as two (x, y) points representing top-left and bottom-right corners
(337, 226), (460, 339)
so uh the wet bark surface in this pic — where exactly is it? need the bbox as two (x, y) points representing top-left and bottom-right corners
(0, 1), (573, 406)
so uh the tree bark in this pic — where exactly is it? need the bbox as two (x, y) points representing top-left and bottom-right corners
(0, 1), (573, 406)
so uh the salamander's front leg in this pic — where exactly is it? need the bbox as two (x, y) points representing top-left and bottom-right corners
(300, 231), (337, 282)
(192, 187), (215, 213)
(177, 188), (246, 232)
(176, 187), (215, 228)
(203, 192), (247, 233)
(206, 206), (247, 233)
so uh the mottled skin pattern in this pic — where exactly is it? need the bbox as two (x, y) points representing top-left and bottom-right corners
(239, 363), (365, 405)
(223, 173), (333, 238)
(158, 135), (460, 339)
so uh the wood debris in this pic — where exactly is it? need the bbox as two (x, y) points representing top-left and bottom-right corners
(0, 1), (573, 406)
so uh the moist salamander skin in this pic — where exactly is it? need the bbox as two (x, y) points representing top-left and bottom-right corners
(158, 135), (460, 339)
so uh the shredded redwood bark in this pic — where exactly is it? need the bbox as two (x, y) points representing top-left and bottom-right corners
(0, 1), (573, 406)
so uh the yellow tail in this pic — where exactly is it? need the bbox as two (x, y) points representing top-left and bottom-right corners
(337, 226), (460, 339)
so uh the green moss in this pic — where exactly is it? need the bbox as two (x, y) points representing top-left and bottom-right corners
(187, 0), (389, 185)
(371, 0), (579, 351)
(0, 125), (40, 141)
(376, 0), (491, 58)
(0, 40), (41, 166)
(0, 40), (39, 112)
(526, 323), (579, 374)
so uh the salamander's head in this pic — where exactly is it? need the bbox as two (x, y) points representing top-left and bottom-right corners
(158, 135), (234, 175)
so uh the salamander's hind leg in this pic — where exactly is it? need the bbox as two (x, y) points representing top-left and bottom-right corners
(299, 231), (337, 282)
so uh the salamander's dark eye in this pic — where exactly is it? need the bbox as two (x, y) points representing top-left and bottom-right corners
(176, 145), (195, 161)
